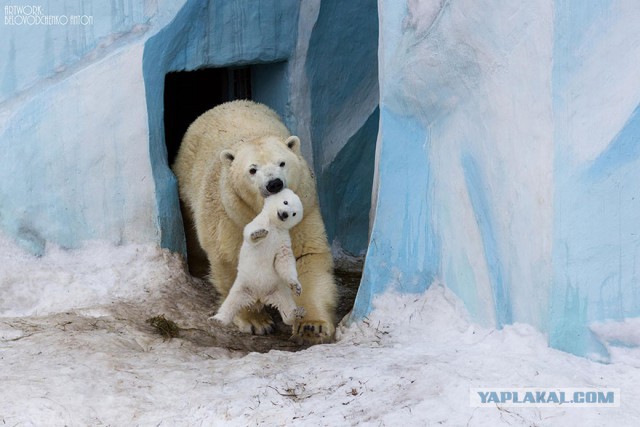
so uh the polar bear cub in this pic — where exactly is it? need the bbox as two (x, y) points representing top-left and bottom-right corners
(212, 188), (306, 328)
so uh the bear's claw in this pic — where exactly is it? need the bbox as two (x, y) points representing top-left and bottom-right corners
(291, 320), (335, 345)
(233, 309), (275, 335)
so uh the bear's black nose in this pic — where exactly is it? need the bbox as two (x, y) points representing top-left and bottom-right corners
(266, 178), (284, 194)
(278, 211), (289, 221)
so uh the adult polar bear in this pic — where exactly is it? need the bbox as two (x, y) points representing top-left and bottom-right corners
(173, 100), (337, 343)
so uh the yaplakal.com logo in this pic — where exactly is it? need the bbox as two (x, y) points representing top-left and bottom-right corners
(470, 387), (620, 408)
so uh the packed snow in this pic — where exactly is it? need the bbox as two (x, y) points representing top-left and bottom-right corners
(1, 234), (638, 426)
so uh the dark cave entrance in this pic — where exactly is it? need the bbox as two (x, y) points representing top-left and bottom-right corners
(142, 0), (377, 349)
(162, 63), (365, 323)
(163, 67), (252, 167)
(163, 66), (253, 278)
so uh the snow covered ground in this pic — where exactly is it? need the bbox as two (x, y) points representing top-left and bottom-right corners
(1, 234), (638, 426)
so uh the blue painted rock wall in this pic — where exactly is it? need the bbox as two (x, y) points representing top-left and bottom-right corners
(353, 0), (640, 359)
(550, 0), (640, 357)
(142, 0), (300, 252)
(3, 0), (638, 361)
(305, 0), (379, 256)
(0, 0), (378, 260)
(0, 0), (183, 254)
(143, 0), (378, 255)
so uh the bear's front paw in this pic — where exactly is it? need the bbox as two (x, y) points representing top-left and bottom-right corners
(289, 281), (302, 296)
(291, 320), (335, 345)
(250, 229), (268, 242)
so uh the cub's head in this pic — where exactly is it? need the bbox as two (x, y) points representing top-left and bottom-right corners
(220, 135), (305, 210)
(263, 188), (303, 230)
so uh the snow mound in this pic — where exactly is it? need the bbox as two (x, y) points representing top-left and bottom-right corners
(0, 234), (183, 317)
(1, 237), (639, 425)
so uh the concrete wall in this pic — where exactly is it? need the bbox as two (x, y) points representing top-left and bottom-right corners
(353, 0), (640, 360)
(0, 0), (378, 259)
(0, 0), (180, 254)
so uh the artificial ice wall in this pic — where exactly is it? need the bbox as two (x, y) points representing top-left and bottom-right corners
(2, 0), (639, 360)
(0, 0), (378, 258)
(353, 0), (640, 359)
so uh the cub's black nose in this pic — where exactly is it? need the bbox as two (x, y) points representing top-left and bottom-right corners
(266, 178), (284, 194)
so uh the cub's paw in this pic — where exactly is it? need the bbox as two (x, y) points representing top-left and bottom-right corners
(291, 320), (335, 345)
(250, 229), (268, 242)
(293, 306), (306, 319)
(209, 313), (231, 325)
(233, 309), (275, 335)
(281, 306), (305, 326)
(289, 281), (302, 296)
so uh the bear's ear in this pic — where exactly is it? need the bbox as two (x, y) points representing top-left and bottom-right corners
(284, 136), (301, 156)
(220, 150), (235, 166)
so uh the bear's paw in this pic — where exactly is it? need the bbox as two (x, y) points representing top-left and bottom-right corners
(292, 320), (335, 344)
(233, 309), (275, 335)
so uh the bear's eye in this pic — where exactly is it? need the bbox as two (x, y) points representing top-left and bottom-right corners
(292, 213), (296, 216)
(283, 201), (288, 205)
(280, 162), (285, 167)
(249, 167), (257, 175)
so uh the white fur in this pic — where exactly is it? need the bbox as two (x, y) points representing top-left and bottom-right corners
(173, 100), (337, 342)
(212, 189), (306, 326)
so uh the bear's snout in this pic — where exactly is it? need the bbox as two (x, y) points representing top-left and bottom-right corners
(278, 210), (289, 221)
(266, 178), (284, 194)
